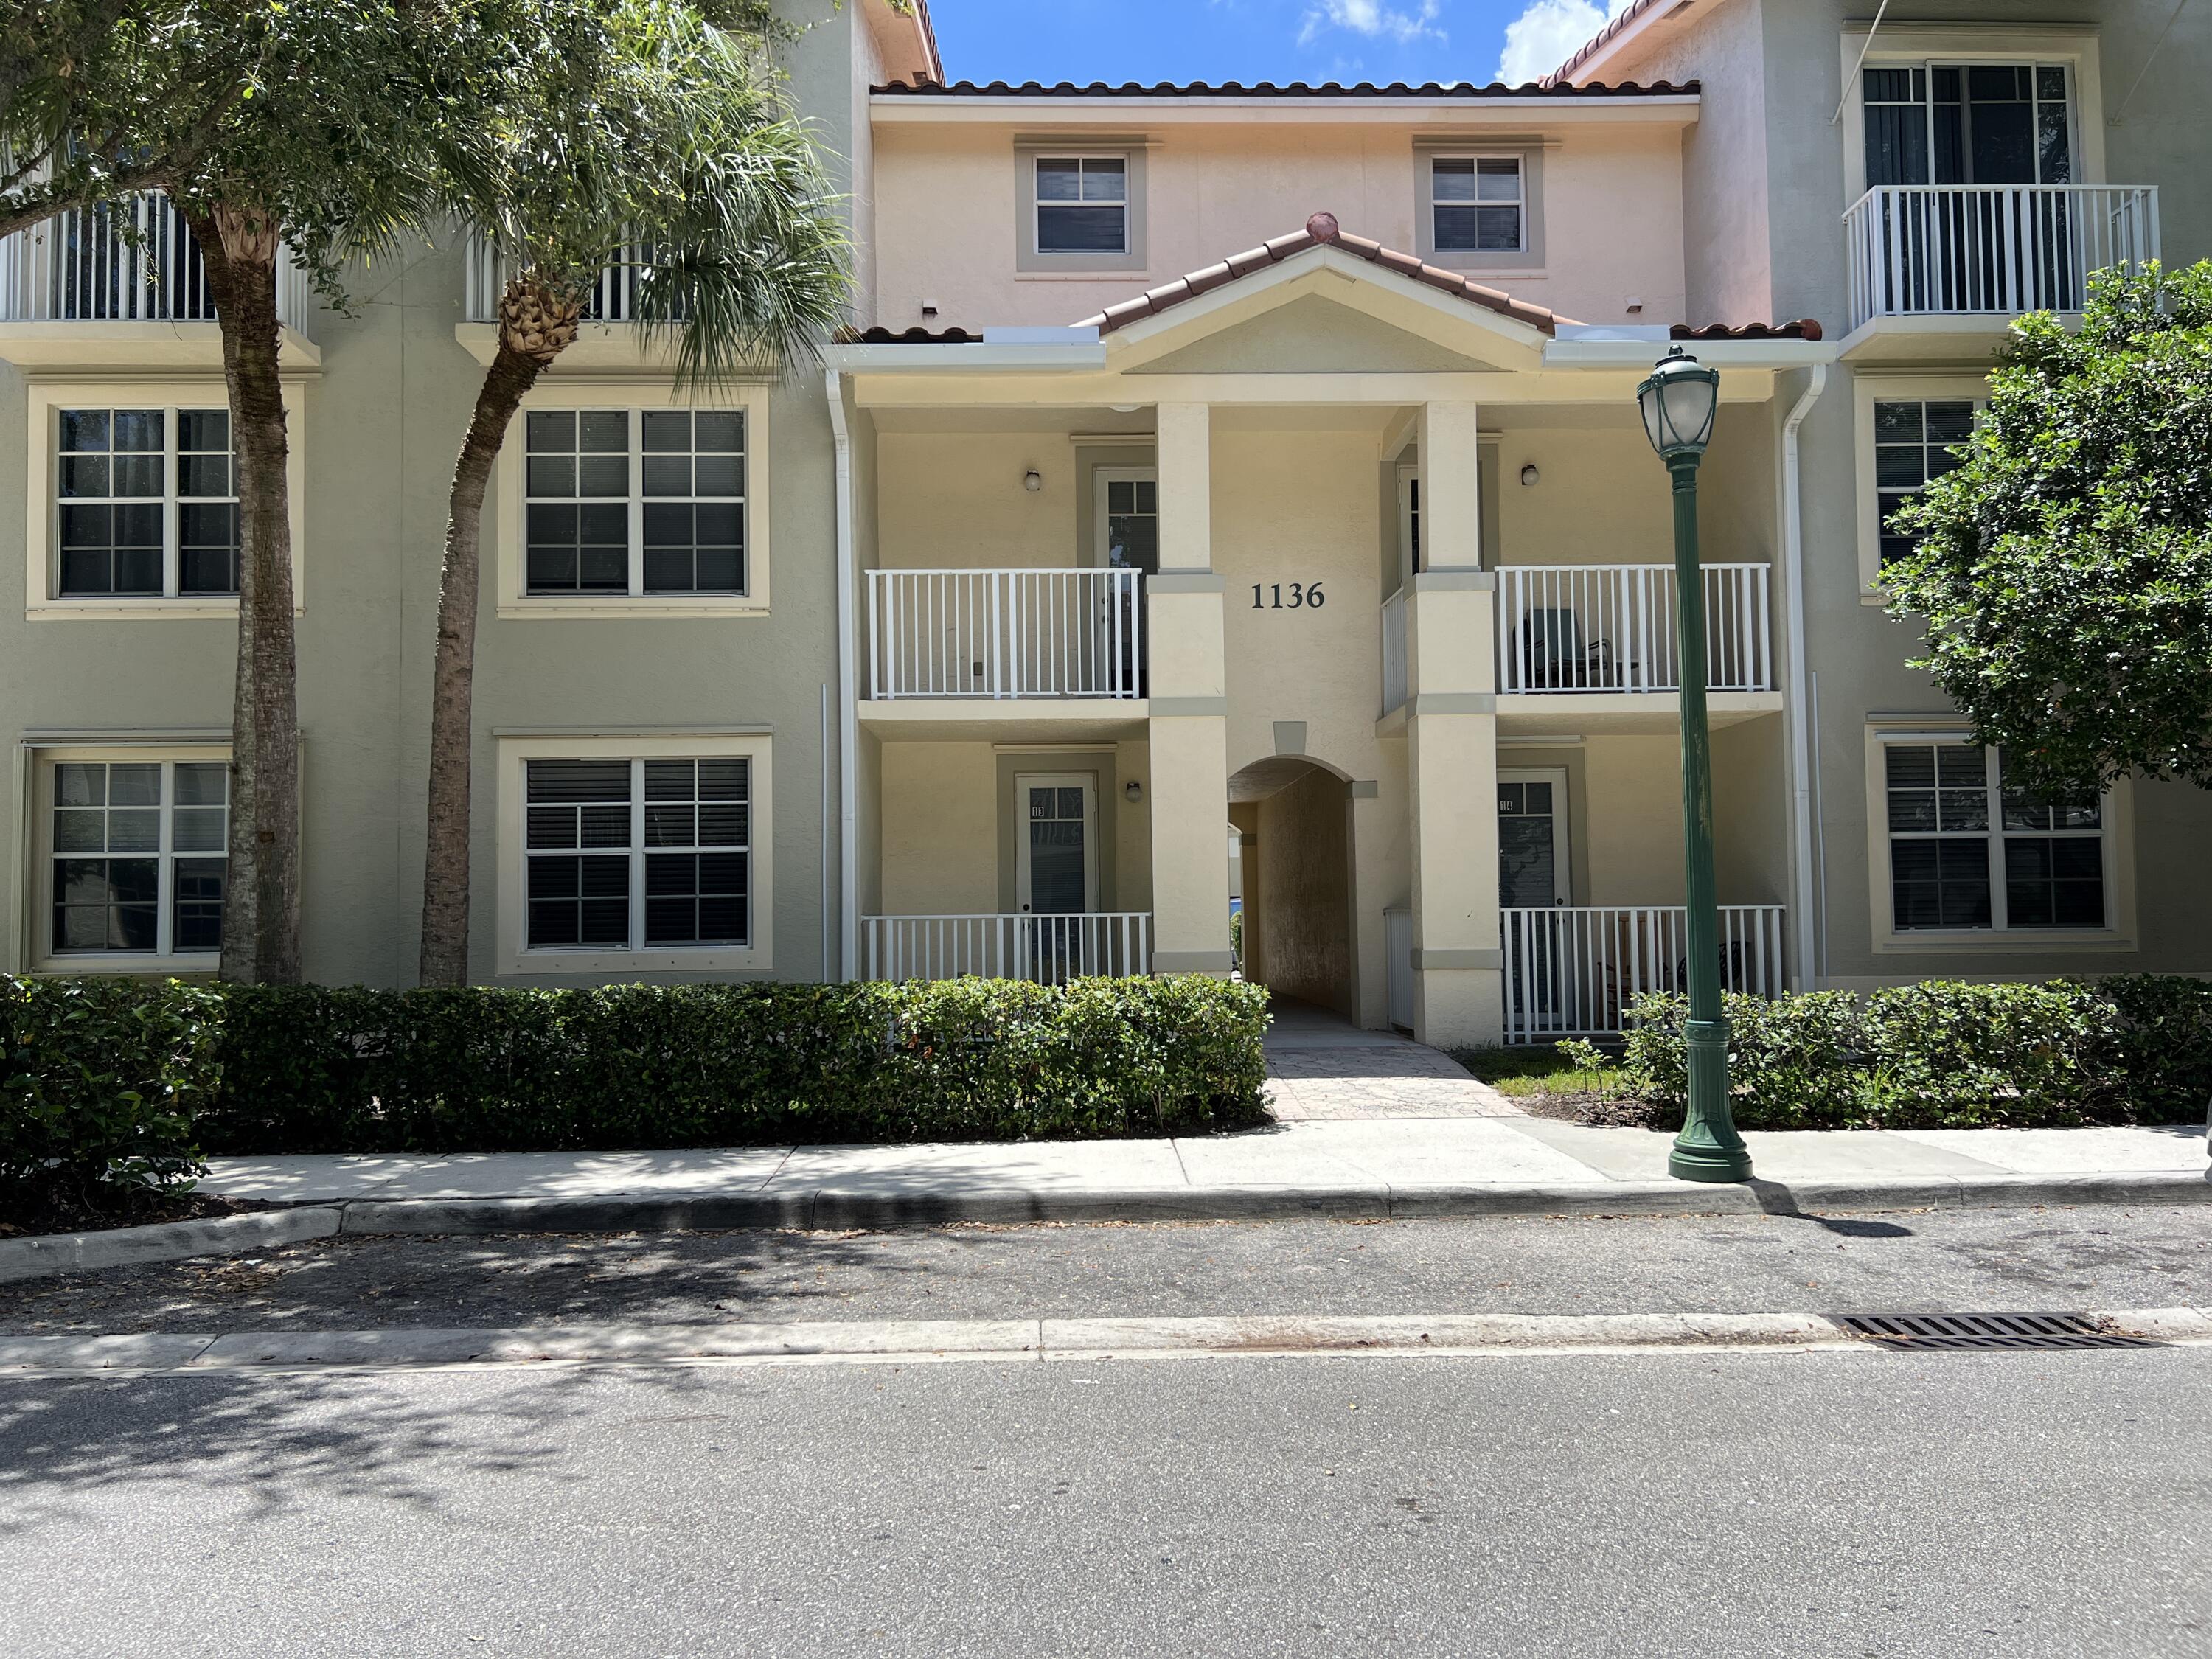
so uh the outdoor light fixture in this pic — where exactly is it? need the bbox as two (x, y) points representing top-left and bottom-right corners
(1023, 469), (1043, 492)
(1124, 780), (1143, 804)
(1637, 345), (1721, 462)
(1520, 463), (1540, 487)
(1638, 345), (1751, 1186)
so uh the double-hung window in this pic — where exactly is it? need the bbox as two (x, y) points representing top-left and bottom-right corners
(524, 758), (751, 951)
(1873, 398), (1975, 568)
(46, 757), (229, 960)
(55, 407), (238, 598)
(1883, 741), (2105, 933)
(1431, 157), (1525, 255)
(524, 408), (747, 597)
(1035, 157), (1127, 255)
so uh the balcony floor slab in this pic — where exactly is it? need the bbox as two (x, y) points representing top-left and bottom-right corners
(860, 698), (1150, 743)
(1495, 690), (1781, 736)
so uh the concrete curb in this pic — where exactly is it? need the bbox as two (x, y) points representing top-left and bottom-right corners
(0, 1206), (344, 1284)
(7, 1306), (2209, 1374)
(2, 1168), (2205, 1284)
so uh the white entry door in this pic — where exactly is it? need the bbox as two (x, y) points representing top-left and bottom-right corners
(1016, 773), (1099, 914)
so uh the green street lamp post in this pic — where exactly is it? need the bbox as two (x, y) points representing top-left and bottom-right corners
(1637, 347), (1753, 1184)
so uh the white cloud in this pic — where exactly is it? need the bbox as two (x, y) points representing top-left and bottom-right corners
(1495, 0), (1636, 86)
(1298, 0), (1445, 49)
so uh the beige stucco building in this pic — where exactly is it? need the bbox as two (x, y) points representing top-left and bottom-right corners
(1, 0), (2205, 1046)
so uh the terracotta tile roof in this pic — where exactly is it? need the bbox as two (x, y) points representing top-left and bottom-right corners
(1071, 212), (1567, 337)
(872, 77), (1698, 99)
(1549, 0), (1668, 86)
(843, 324), (983, 344)
(1672, 320), (1823, 341)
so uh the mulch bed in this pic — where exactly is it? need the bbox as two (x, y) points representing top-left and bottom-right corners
(1512, 1090), (1672, 1130)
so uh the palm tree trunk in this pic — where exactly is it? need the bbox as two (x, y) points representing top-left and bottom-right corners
(417, 275), (580, 985)
(185, 201), (302, 986)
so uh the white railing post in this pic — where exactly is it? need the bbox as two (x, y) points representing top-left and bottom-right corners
(864, 569), (1150, 701)
(1499, 904), (1787, 1040)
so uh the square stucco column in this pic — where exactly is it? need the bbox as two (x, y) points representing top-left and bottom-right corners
(1405, 400), (1501, 1047)
(1147, 403), (1232, 976)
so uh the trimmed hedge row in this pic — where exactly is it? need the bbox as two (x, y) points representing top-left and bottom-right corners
(2, 975), (1272, 1215)
(1614, 976), (2212, 1130)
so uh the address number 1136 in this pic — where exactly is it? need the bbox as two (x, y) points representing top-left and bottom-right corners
(1252, 582), (1326, 609)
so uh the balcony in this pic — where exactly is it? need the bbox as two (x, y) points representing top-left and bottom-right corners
(867, 568), (1145, 700)
(1497, 563), (1773, 695)
(1500, 904), (1787, 1043)
(860, 911), (1153, 983)
(462, 235), (653, 324)
(1843, 184), (2160, 335)
(0, 190), (315, 368)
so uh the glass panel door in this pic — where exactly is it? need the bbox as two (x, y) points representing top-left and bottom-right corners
(1500, 770), (1570, 1038)
(1018, 773), (1098, 983)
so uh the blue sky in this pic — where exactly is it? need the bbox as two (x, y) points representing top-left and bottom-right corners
(923, 1), (1639, 90)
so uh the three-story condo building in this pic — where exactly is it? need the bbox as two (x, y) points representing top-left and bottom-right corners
(1, 0), (2204, 1049)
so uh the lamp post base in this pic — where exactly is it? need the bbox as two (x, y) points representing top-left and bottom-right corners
(1668, 1015), (1752, 1183)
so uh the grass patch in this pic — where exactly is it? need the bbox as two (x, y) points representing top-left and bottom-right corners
(1452, 1043), (1627, 1097)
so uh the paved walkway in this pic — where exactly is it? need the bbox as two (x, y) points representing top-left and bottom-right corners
(200, 1120), (2211, 1208)
(1262, 1001), (1517, 1121)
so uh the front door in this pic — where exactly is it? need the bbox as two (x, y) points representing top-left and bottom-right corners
(1095, 469), (1156, 695)
(1499, 770), (1571, 1040)
(1017, 773), (1098, 982)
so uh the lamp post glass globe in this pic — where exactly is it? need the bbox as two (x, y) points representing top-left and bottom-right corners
(1639, 346), (1751, 1183)
(1637, 347), (1721, 463)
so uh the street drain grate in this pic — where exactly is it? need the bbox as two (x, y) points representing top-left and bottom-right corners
(1837, 1312), (2160, 1352)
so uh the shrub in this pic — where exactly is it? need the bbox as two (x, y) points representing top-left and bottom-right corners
(200, 975), (1271, 1155)
(2096, 975), (2212, 1124)
(1, 976), (221, 1224)
(1620, 979), (2143, 1130)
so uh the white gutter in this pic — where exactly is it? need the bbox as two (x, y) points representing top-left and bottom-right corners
(1781, 363), (1829, 991)
(1832, 0), (1892, 125)
(826, 369), (859, 982)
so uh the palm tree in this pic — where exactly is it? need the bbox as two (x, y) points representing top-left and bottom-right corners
(415, 11), (847, 985)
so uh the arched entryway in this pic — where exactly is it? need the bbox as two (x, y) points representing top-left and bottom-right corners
(1228, 756), (1357, 1022)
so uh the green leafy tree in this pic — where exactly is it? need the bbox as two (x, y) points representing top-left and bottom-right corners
(415, 3), (848, 984)
(1886, 262), (2212, 797)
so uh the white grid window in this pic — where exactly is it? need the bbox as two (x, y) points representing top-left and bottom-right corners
(48, 758), (229, 958)
(1035, 157), (1127, 255)
(1885, 742), (2104, 932)
(524, 408), (747, 597)
(1874, 399), (1975, 568)
(524, 758), (751, 951)
(1433, 157), (1524, 254)
(55, 407), (238, 598)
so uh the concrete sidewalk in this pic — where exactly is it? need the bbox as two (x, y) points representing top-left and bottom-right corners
(196, 1116), (2212, 1231)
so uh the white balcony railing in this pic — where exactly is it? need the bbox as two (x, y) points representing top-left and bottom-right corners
(1843, 184), (2159, 333)
(1501, 905), (1787, 1043)
(1380, 589), (1408, 715)
(868, 568), (1144, 700)
(861, 912), (1152, 984)
(0, 190), (310, 326)
(462, 234), (655, 324)
(1498, 563), (1772, 694)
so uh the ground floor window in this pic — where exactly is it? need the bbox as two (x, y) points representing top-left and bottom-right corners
(524, 757), (752, 950)
(42, 753), (229, 960)
(1883, 740), (2104, 931)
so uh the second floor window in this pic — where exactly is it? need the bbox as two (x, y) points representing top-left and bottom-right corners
(525, 408), (747, 597)
(1432, 157), (1523, 255)
(57, 408), (238, 598)
(1874, 399), (1974, 567)
(1035, 157), (1127, 255)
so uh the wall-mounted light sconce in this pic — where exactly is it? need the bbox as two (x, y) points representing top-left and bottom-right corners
(1023, 469), (1043, 493)
(1124, 780), (1144, 804)
(1520, 464), (1540, 487)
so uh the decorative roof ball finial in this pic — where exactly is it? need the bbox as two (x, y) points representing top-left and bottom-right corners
(1305, 211), (1340, 244)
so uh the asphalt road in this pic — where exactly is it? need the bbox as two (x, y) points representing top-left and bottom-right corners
(6, 1203), (2211, 1333)
(3, 1346), (2208, 1658)
(5, 1207), (2211, 1658)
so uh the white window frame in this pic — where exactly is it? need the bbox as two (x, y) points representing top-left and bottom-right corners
(1033, 156), (1128, 257)
(1498, 767), (1571, 906)
(1014, 144), (1147, 276)
(1839, 24), (2107, 203)
(1091, 466), (1157, 571)
(24, 378), (307, 620)
(1430, 155), (1524, 255)
(1863, 726), (2135, 954)
(1014, 771), (1099, 914)
(26, 742), (229, 973)
(495, 380), (771, 619)
(1415, 146), (1545, 274)
(1853, 373), (1989, 602)
(496, 732), (772, 975)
